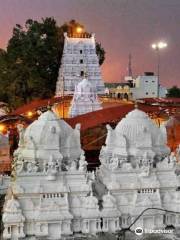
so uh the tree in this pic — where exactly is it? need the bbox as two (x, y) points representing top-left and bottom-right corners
(167, 86), (180, 98)
(0, 18), (106, 109)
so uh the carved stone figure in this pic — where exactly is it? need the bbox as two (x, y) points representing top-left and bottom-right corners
(99, 146), (108, 165)
(69, 78), (102, 117)
(169, 152), (176, 167)
(16, 155), (25, 174)
(106, 124), (114, 146)
(46, 155), (58, 176)
(109, 156), (119, 170)
(87, 171), (96, 191)
(79, 151), (88, 171)
(69, 159), (77, 171)
(17, 124), (25, 147)
(26, 161), (38, 173)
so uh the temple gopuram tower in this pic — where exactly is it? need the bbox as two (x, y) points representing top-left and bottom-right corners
(55, 31), (105, 96)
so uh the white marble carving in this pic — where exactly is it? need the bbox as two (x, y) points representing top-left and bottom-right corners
(3, 108), (180, 239)
(69, 77), (102, 117)
(98, 108), (180, 230)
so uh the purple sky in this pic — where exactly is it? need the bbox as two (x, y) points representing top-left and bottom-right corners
(0, 0), (180, 87)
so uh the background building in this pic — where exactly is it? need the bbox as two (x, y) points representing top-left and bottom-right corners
(130, 72), (167, 99)
(106, 72), (167, 100)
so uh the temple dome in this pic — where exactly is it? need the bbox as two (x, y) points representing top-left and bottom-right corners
(19, 110), (82, 167)
(115, 108), (169, 155)
(103, 108), (170, 164)
(24, 110), (73, 150)
(3, 196), (25, 223)
(116, 109), (157, 142)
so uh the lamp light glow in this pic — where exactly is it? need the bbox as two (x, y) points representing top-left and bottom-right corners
(27, 111), (33, 118)
(0, 124), (6, 132)
(76, 27), (83, 33)
(151, 41), (167, 50)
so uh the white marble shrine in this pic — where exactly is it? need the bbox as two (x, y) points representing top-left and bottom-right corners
(69, 76), (102, 117)
(2, 108), (180, 239)
(98, 108), (180, 231)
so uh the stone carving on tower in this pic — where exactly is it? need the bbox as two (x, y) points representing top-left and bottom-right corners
(56, 32), (105, 96)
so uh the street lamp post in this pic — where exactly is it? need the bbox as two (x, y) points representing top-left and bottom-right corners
(151, 41), (167, 98)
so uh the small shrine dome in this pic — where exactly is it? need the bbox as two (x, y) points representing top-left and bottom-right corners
(24, 110), (73, 149)
(115, 108), (170, 156)
(116, 109), (155, 140)
(20, 110), (82, 165)
(3, 195), (25, 223)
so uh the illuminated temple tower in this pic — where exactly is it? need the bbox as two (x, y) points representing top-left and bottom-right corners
(55, 32), (105, 96)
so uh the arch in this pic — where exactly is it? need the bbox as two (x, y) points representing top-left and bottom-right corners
(124, 93), (129, 100)
(117, 93), (123, 99)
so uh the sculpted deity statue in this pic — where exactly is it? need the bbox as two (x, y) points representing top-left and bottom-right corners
(46, 155), (58, 176)
(14, 153), (25, 174)
(105, 124), (114, 146)
(17, 124), (25, 147)
(139, 164), (150, 177)
(119, 155), (128, 167)
(79, 151), (88, 172)
(69, 159), (77, 171)
(169, 152), (176, 167)
(26, 161), (38, 173)
(109, 156), (119, 170)
(87, 171), (96, 191)
(99, 146), (107, 164)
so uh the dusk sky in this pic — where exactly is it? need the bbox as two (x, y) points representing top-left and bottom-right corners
(0, 0), (180, 87)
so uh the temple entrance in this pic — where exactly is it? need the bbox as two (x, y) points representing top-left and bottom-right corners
(124, 93), (128, 100)
(117, 93), (122, 99)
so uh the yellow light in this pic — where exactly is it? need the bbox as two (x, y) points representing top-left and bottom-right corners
(27, 111), (33, 117)
(152, 41), (167, 50)
(158, 41), (167, 49)
(152, 44), (157, 49)
(76, 27), (83, 33)
(0, 124), (5, 132)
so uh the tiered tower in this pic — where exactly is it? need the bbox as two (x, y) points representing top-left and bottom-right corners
(55, 32), (105, 96)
